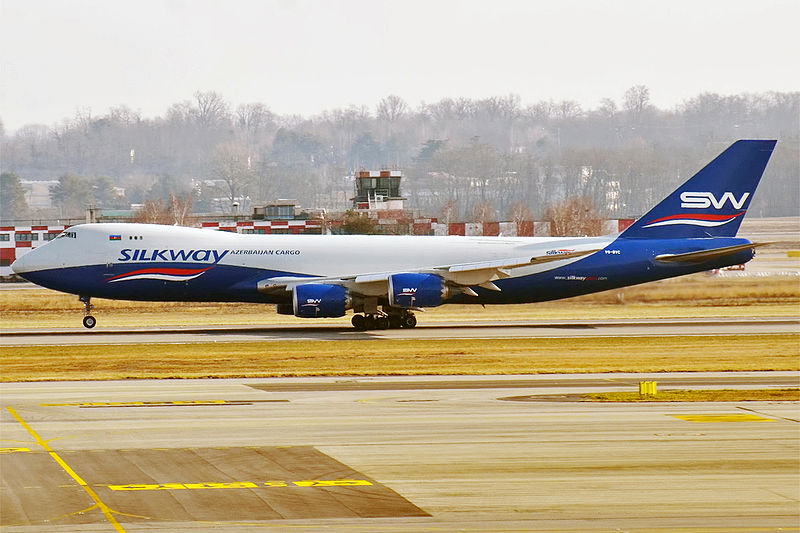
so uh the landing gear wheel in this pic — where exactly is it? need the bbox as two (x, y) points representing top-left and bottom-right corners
(388, 315), (402, 329)
(364, 315), (377, 330)
(375, 316), (389, 330)
(351, 314), (367, 331)
(400, 314), (417, 328)
(79, 295), (95, 329)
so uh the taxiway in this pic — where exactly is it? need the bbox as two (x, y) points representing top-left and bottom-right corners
(2, 316), (798, 345)
(1, 373), (798, 532)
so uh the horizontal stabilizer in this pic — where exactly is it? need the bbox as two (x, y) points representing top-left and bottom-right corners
(654, 242), (768, 264)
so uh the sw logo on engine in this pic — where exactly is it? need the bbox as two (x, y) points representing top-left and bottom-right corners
(680, 191), (750, 209)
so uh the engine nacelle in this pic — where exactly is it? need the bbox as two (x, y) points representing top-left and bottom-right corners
(292, 283), (348, 318)
(388, 273), (446, 308)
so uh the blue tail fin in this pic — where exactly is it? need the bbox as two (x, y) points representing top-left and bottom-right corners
(619, 140), (777, 239)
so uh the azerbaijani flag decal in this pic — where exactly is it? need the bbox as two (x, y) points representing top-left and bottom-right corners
(641, 212), (744, 229)
(107, 267), (212, 283)
(109, 234), (122, 241)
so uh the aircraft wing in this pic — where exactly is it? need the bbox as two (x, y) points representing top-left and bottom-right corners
(257, 248), (601, 295)
(653, 242), (768, 263)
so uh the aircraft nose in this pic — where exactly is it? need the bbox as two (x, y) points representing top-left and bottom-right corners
(10, 253), (27, 274)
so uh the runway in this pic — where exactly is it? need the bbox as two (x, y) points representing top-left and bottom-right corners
(2, 316), (798, 345)
(1, 373), (798, 532)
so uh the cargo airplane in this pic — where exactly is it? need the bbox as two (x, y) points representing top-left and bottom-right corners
(12, 140), (776, 330)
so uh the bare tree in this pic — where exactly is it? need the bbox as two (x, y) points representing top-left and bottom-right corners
(236, 103), (273, 139)
(471, 201), (495, 223)
(377, 95), (408, 122)
(598, 98), (618, 119)
(546, 196), (603, 237)
(194, 91), (230, 128)
(623, 85), (651, 122)
(439, 199), (458, 225)
(133, 198), (170, 224)
(507, 201), (533, 228)
(556, 100), (582, 120)
(169, 192), (194, 225)
(211, 141), (253, 205)
(527, 100), (555, 123)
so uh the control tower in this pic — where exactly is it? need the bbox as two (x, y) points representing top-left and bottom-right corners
(351, 170), (406, 211)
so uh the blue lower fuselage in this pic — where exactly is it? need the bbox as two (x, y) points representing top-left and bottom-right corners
(21, 237), (755, 305)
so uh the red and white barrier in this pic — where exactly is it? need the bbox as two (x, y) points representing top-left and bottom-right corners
(0, 225), (67, 277)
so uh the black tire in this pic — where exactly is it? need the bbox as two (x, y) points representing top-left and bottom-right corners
(351, 314), (367, 331)
(375, 316), (389, 330)
(401, 314), (417, 328)
(82, 315), (97, 329)
(364, 315), (377, 330)
(388, 315), (402, 329)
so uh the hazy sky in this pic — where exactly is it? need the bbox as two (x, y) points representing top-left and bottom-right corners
(1, 0), (798, 133)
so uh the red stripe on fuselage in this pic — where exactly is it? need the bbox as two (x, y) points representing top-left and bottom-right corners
(107, 267), (212, 281)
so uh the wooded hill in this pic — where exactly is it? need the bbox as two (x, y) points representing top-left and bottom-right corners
(1, 87), (797, 221)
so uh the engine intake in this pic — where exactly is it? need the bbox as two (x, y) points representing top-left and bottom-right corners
(388, 273), (446, 308)
(292, 284), (348, 318)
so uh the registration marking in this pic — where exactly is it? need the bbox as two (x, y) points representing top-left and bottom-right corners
(108, 479), (374, 491)
(671, 414), (775, 423)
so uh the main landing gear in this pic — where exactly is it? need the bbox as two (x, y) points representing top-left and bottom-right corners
(79, 295), (96, 329)
(351, 311), (417, 331)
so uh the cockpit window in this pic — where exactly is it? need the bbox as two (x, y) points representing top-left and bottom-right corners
(56, 231), (77, 239)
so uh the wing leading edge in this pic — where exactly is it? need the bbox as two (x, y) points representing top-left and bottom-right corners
(257, 248), (602, 296)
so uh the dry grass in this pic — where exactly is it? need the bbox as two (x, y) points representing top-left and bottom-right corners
(2, 275), (799, 329)
(583, 388), (800, 402)
(1, 334), (797, 382)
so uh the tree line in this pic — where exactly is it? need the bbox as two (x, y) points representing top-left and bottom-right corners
(1, 87), (797, 222)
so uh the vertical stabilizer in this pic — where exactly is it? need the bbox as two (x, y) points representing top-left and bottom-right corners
(619, 140), (776, 239)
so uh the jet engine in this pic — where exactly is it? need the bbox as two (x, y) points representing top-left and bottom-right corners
(292, 284), (349, 318)
(388, 273), (447, 308)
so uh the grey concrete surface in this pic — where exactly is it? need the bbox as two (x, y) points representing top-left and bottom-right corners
(1, 373), (798, 532)
(2, 317), (799, 345)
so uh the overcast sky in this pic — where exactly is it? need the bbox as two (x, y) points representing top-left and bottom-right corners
(1, 0), (798, 133)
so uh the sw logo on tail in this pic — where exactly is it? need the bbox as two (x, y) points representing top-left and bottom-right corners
(680, 191), (750, 209)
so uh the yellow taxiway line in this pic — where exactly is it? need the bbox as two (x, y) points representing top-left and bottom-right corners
(6, 406), (128, 533)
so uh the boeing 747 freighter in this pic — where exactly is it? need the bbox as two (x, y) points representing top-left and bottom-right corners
(12, 140), (777, 330)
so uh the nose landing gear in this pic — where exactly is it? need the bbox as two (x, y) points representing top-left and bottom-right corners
(79, 295), (96, 329)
